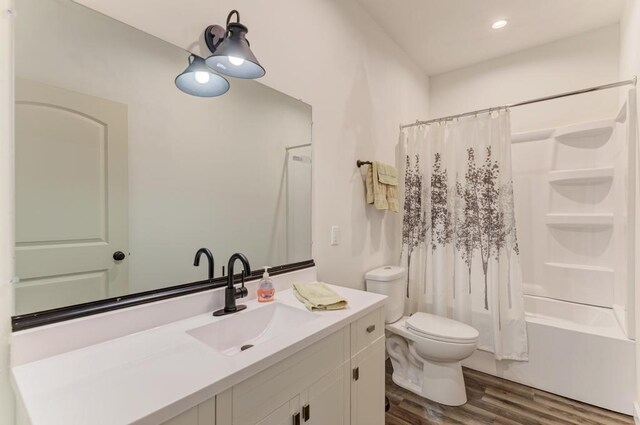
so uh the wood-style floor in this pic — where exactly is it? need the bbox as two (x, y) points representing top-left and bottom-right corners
(385, 360), (634, 425)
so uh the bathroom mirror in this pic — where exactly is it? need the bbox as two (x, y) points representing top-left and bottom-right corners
(12, 0), (312, 319)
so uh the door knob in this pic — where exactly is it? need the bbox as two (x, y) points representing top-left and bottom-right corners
(113, 251), (126, 261)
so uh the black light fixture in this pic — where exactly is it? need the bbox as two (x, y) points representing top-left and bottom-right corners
(175, 54), (229, 97)
(204, 10), (266, 79)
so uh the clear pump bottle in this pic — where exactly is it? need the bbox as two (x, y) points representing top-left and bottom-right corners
(257, 266), (275, 302)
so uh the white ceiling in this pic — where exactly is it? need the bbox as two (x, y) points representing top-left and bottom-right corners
(356, 0), (626, 76)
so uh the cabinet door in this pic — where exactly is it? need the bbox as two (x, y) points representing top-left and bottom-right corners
(351, 336), (385, 425)
(255, 396), (300, 425)
(255, 403), (290, 425)
(301, 364), (347, 425)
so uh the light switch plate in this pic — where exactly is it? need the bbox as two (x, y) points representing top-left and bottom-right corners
(331, 226), (340, 245)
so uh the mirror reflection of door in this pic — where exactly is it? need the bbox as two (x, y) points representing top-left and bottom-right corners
(15, 78), (129, 314)
(286, 145), (312, 263)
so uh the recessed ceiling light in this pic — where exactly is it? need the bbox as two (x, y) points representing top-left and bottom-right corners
(492, 19), (508, 29)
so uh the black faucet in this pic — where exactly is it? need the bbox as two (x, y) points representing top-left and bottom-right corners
(213, 253), (251, 316)
(193, 248), (214, 280)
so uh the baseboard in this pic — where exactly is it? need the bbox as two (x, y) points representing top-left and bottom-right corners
(633, 401), (640, 425)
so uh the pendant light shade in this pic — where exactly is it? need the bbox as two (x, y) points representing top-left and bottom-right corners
(175, 54), (229, 97)
(205, 11), (265, 79)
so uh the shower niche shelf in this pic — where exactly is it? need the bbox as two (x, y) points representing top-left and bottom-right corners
(554, 121), (613, 146)
(548, 167), (614, 185)
(539, 262), (615, 307)
(545, 262), (614, 274)
(545, 213), (614, 228)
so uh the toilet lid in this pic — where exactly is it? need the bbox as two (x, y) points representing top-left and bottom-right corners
(406, 313), (479, 344)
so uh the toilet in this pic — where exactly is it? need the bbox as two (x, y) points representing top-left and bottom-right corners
(366, 266), (479, 406)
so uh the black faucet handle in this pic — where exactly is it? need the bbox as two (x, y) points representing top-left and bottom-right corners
(235, 270), (248, 299)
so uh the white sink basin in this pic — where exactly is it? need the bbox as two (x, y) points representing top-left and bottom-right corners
(187, 302), (319, 356)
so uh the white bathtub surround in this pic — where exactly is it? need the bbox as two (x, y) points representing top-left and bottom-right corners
(400, 110), (528, 360)
(11, 283), (386, 424)
(473, 96), (638, 415)
(465, 294), (635, 414)
(512, 91), (637, 338)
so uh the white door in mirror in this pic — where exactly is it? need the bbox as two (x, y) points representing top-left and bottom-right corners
(14, 78), (129, 314)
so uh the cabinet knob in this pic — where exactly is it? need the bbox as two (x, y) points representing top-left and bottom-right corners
(302, 404), (310, 421)
(293, 412), (300, 425)
(353, 367), (360, 381)
(366, 324), (376, 333)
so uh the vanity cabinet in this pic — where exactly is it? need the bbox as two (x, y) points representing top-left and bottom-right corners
(350, 307), (385, 425)
(162, 307), (384, 425)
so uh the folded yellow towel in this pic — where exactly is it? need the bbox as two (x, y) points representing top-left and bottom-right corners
(364, 162), (399, 213)
(293, 282), (348, 311)
(376, 162), (398, 186)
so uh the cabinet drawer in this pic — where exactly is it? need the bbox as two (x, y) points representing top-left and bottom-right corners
(350, 308), (384, 356)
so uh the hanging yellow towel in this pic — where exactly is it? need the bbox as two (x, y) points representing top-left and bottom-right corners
(364, 162), (399, 212)
(371, 161), (389, 210)
(365, 164), (376, 205)
(377, 162), (399, 212)
(293, 282), (348, 311)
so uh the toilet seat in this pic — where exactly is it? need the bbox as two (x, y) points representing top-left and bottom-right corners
(405, 312), (479, 344)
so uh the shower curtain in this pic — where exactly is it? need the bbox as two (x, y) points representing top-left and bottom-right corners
(400, 109), (528, 360)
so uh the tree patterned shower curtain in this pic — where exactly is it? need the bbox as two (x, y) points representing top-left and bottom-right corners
(399, 109), (528, 361)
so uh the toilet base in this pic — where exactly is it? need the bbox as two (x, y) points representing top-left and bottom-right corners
(387, 333), (470, 406)
(390, 358), (468, 406)
(421, 358), (467, 406)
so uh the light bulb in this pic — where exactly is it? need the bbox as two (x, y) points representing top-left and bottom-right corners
(195, 71), (210, 84)
(491, 19), (508, 29)
(228, 56), (245, 66)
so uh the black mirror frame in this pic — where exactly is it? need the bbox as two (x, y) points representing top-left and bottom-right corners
(11, 259), (315, 332)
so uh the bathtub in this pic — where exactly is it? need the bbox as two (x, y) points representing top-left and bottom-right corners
(463, 295), (636, 414)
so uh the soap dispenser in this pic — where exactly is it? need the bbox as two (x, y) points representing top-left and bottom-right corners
(257, 266), (275, 302)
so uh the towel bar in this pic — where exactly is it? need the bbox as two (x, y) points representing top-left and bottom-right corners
(356, 160), (372, 168)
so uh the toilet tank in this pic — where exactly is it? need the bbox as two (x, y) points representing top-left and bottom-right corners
(365, 266), (406, 323)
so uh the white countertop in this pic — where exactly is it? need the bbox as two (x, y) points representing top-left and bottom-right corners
(11, 285), (386, 425)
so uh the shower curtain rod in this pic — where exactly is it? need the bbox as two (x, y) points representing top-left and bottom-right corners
(400, 76), (637, 130)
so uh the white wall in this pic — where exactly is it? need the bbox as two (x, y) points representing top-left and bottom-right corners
(619, 0), (640, 416)
(74, 0), (431, 290)
(430, 25), (620, 134)
(0, 1), (15, 423)
(620, 1), (640, 86)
